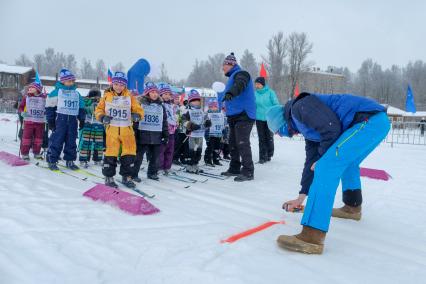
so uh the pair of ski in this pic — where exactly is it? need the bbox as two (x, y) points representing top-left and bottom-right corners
(34, 162), (155, 199)
(176, 167), (228, 180)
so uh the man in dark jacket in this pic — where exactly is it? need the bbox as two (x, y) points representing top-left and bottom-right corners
(266, 92), (390, 254)
(219, 52), (256, 182)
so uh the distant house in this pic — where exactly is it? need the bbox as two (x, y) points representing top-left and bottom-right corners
(40, 76), (110, 96)
(298, 68), (347, 94)
(384, 104), (426, 122)
(0, 64), (35, 101)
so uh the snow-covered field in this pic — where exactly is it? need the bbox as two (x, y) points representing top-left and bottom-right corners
(0, 113), (425, 284)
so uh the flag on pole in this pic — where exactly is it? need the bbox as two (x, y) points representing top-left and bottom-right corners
(405, 84), (416, 113)
(34, 71), (42, 85)
(107, 68), (113, 84)
(259, 63), (268, 78)
(294, 82), (300, 97)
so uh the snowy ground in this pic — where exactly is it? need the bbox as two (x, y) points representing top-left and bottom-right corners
(0, 113), (425, 284)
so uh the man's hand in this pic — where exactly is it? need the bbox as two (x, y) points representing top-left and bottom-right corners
(311, 162), (317, 171)
(282, 194), (307, 212)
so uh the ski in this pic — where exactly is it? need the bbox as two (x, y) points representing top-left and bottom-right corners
(197, 171), (228, 180)
(58, 163), (104, 180)
(167, 172), (202, 183)
(117, 181), (156, 199)
(35, 162), (88, 181)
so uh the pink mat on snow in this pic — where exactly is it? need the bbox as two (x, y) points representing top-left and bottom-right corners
(0, 151), (29, 166)
(360, 167), (391, 181)
(83, 184), (160, 215)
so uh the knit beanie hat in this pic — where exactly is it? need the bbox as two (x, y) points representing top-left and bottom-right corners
(59, 69), (76, 83)
(223, 52), (237, 66)
(111, 71), (128, 86)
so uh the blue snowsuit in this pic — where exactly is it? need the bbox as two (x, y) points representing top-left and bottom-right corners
(284, 93), (390, 232)
(46, 82), (85, 163)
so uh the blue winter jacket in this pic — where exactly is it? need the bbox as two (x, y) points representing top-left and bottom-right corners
(285, 92), (386, 194)
(222, 65), (256, 120)
(45, 82), (85, 124)
(255, 85), (280, 121)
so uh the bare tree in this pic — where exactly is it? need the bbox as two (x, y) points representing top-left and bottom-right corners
(287, 32), (313, 98)
(15, 54), (33, 67)
(262, 32), (288, 101)
(240, 49), (258, 80)
(95, 59), (107, 80)
(80, 58), (96, 79)
(158, 62), (171, 83)
(112, 62), (125, 72)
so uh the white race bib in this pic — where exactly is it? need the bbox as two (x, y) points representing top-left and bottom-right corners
(105, 96), (131, 127)
(139, 103), (163, 132)
(208, 112), (224, 136)
(25, 96), (46, 123)
(57, 89), (80, 116)
(189, 109), (205, 138)
(164, 103), (177, 126)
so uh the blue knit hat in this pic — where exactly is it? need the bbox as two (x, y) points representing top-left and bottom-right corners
(112, 71), (128, 86)
(59, 69), (76, 83)
(158, 83), (172, 96)
(28, 82), (43, 93)
(143, 82), (158, 96)
(188, 89), (201, 102)
(266, 105), (289, 136)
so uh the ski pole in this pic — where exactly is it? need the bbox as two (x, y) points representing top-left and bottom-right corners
(15, 114), (19, 142)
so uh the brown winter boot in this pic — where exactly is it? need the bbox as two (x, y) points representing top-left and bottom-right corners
(332, 205), (362, 221)
(277, 226), (326, 254)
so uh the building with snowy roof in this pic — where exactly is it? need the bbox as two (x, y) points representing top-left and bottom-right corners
(0, 63), (35, 101)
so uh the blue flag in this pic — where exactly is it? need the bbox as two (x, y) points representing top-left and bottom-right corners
(405, 85), (416, 113)
(34, 71), (41, 85)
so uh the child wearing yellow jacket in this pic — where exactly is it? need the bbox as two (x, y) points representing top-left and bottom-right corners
(95, 72), (144, 188)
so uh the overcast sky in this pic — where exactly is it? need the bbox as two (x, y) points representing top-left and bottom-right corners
(1, 0), (425, 80)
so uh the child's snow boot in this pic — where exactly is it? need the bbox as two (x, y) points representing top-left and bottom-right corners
(48, 162), (59, 171)
(34, 154), (43, 160)
(80, 161), (89, 169)
(332, 205), (362, 221)
(132, 176), (142, 183)
(122, 176), (136, 188)
(66, 161), (79, 171)
(277, 225), (326, 254)
(21, 154), (30, 161)
(105, 176), (118, 188)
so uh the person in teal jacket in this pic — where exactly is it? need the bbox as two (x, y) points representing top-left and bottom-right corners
(254, 77), (279, 163)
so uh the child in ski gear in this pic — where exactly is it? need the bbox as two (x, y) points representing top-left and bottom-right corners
(182, 89), (211, 173)
(46, 69), (85, 171)
(173, 96), (190, 165)
(204, 101), (225, 166)
(78, 89), (104, 167)
(254, 76), (279, 163)
(158, 84), (177, 175)
(95, 71), (144, 188)
(18, 82), (46, 160)
(219, 52), (256, 182)
(133, 82), (168, 181)
(266, 92), (390, 254)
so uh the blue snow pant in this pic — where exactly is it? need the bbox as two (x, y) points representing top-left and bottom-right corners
(301, 112), (390, 232)
(47, 114), (78, 163)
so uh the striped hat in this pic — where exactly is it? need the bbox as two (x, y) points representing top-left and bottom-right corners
(143, 82), (158, 96)
(223, 52), (237, 66)
(172, 91), (180, 100)
(112, 71), (128, 86)
(59, 69), (76, 83)
(188, 89), (201, 102)
(158, 83), (172, 96)
(208, 100), (218, 109)
(28, 82), (43, 93)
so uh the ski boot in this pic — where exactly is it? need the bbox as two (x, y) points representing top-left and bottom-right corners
(105, 176), (118, 188)
(80, 161), (89, 169)
(132, 176), (142, 183)
(34, 154), (43, 160)
(122, 176), (136, 188)
(21, 154), (30, 161)
(48, 162), (59, 171)
(213, 160), (222, 166)
(277, 226), (326, 254)
(147, 173), (159, 181)
(234, 174), (254, 182)
(221, 169), (240, 177)
(205, 161), (215, 167)
(66, 161), (79, 170)
(162, 169), (170, 176)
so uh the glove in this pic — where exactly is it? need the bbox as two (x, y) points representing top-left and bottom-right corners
(48, 120), (56, 131)
(187, 121), (201, 131)
(79, 119), (85, 130)
(101, 115), (112, 125)
(131, 113), (141, 122)
(204, 119), (212, 128)
(161, 136), (169, 145)
(222, 92), (233, 102)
